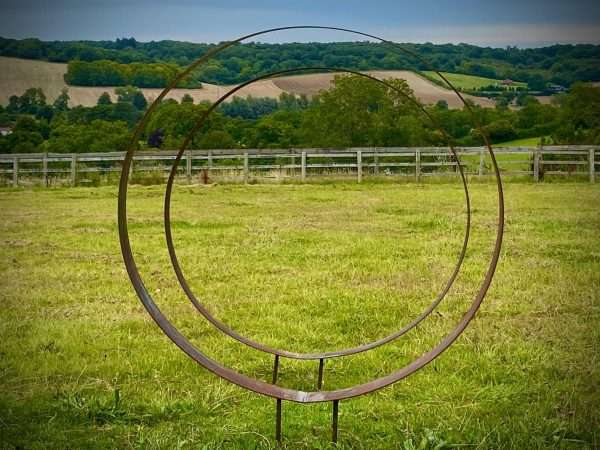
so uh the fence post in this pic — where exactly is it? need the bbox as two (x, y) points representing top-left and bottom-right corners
(71, 154), (77, 186)
(374, 149), (379, 175)
(243, 152), (249, 183)
(589, 148), (596, 184)
(12, 156), (18, 187)
(301, 151), (307, 182)
(479, 149), (485, 177)
(357, 150), (362, 183)
(415, 149), (421, 182)
(42, 153), (48, 187)
(186, 151), (192, 184)
(533, 147), (540, 182)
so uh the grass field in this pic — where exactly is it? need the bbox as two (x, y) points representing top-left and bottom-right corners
(0, 181), (599, 449)
(423, 72), (528, 91)
(496, 137), (543, 147)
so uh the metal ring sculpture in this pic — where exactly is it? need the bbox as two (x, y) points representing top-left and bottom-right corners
(118, 26), (504, 443)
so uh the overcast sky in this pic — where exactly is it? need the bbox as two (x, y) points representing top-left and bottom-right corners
(1, 0), (599, 47)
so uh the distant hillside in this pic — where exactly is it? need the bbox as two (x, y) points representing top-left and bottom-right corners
(0, 56), (495, 108)
(1, 36), (599, 88)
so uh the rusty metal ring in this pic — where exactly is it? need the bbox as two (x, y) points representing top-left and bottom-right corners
(163, 67), (471, 361)
(118, 25), (504, 403)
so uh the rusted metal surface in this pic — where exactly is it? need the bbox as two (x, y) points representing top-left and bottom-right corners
(272, 355), (279, 385)
(118, 26), (504, 441)
(276, 398), (282, 442)
(332, 400), (339, 443)
(317, 359), (325, 390)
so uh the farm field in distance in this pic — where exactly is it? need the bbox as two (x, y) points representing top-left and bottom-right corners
(0, 181), (598, 449)
(0, 56), (496, 108)
(497, 137), (544, 147)
(422, 71), (528, 91)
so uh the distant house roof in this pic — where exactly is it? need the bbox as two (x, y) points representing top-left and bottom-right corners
(501, 79), (514, 85)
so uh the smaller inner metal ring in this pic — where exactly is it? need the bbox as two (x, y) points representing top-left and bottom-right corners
(163, 67), (472, 361)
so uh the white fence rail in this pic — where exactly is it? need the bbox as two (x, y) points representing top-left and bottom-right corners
(0, 146), (597, 186)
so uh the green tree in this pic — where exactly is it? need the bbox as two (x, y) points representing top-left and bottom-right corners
(115, 85), (139, 103)
(115, 85), (147, 110)
(132, 91), (147, 110)
(298, 74), (423, 147)
(53, 89), (70, 112)
(553, 83), (600, 144)
(181, 93), (194, 104)
(247, 114), (297, 148)
(145, 101), (231, 148)
(435, 100), (449, 110)
(0, 116), (48, 153)
(97, 92), (113, 105)
(197, 130), (236, 149)
(44, 119), (130, 153)
(7, 88), (47, 115)
(485, 119), (517, 143)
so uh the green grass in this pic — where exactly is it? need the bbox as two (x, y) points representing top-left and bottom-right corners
(423, 71), (528, 91)
(496, 137), (543, 147)
(1, 181), (599, 449)
(492, 137), (555, 171)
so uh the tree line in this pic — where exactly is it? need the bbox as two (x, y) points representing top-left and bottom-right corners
(64, 60), (202, 89)
(1, 36), (599, 88)
(1, 77), (599, 155)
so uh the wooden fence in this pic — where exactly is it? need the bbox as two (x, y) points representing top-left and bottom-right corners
(0, 146), (597, 186)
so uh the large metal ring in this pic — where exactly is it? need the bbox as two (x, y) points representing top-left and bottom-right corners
(118, 26), (504, 403)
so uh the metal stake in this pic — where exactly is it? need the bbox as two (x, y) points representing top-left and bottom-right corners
(317, 358), (324, 390)
(272, 355), (279, 384)
(332, 400), (339, 443)
(276, 398), (282, 442)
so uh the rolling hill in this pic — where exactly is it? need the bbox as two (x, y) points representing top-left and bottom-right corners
(0, 56), (495, 109)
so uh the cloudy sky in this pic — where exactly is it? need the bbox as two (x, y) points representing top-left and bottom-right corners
(1, 0), (599, 47)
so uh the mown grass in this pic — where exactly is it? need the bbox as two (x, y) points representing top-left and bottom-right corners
(496, 137), (543, 147)
(0, 179), (598, 449)
(422, 72), (528, 91)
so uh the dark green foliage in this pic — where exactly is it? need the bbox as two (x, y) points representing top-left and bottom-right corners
(43, 119), (130, 153)
(0, 116), (47, 153)
(132, 91), (147, 111)
(7, 87), (47, 115)
(197, 130), (236, 149)
(297, 75), (428, 148)
(552, 83), (600, 144)
(220, 93), (310, 120)
(64, 60), (203, 88)
(144, 100), (229, 149)
(485, 119), (518, 142)
(435, 100), (449, 110)
(115, 86), (146, 109)
(1, 36), (599, 88)
(0, 81), (598, 153)
(66, 102), (141, 128)
(53, 88), (70, 112)
(97, 92), (112, 105)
